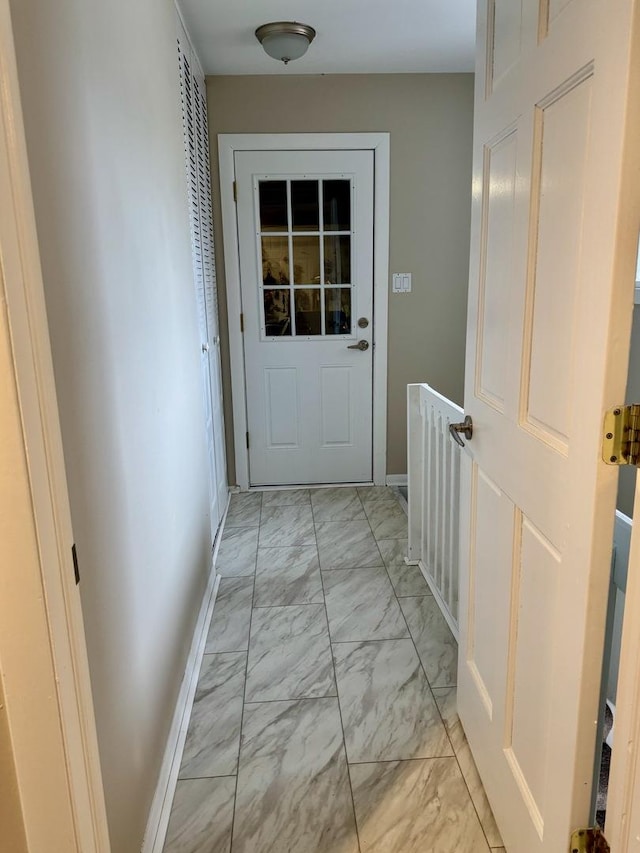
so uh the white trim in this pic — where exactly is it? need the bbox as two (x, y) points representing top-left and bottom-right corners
(245, 482), (374, 492)
(142, 492), (230, 853)
(0, 3), (110, 848)
(385, 474), (408, 487)
(174, 1), (206, 81)
(218, 133), (390, 489)
(142, 571), (220, 853)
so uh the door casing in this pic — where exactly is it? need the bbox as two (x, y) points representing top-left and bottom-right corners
(218, 133), (390, 490)
(0, 1), (110, 847)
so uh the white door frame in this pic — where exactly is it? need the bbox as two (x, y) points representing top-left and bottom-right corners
(0, 3), (109, 849)
(219, 133), (390, 490)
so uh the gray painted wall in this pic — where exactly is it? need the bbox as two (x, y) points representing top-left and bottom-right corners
(617, 304), (640, 517)
(206, 73), (475, 480)
(10, 0), (212, 849)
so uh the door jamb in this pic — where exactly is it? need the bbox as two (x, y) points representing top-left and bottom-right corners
(218, 132), (390, 489)
(0, 3), (110, 848)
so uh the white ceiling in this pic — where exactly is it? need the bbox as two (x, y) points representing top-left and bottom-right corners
(178, 0), (477, 76)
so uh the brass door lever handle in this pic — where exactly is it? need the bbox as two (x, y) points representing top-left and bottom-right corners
(347, 340), (369, 351)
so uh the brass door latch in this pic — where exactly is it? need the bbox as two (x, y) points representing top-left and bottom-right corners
(570, 827), (610, 853)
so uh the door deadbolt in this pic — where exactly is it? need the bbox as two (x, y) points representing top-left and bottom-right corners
(358, 317), (369, 329)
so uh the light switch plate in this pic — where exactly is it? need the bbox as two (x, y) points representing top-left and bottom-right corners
(392, 273), (412, 293)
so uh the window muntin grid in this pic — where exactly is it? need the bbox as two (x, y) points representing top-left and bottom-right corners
(256, 176), (355, 340)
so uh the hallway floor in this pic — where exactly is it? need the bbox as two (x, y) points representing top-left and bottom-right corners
(163, 487), (504, 853)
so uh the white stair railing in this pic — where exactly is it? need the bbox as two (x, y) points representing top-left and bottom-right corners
(407, 383), (463, 639)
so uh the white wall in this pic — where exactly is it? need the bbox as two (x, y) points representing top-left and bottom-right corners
(9, 1), (212, 850)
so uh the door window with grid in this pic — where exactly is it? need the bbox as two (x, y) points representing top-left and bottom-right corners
(256, 177), (354, 340)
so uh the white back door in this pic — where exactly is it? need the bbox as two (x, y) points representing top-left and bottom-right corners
(458, 1), (640, 850)
(235, 149), (374, 486)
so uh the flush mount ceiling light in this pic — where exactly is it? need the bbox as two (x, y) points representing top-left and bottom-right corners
(255, 22), (316, 65)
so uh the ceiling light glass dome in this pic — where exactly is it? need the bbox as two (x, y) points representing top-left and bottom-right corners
(255, 22), (316, 65)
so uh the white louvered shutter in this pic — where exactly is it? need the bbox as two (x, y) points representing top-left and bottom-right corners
(194, 72), (227, 514)
(177, 21), (227, 539)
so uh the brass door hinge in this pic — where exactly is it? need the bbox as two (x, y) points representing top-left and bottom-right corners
(602, 404), (640, 466)
(570, 827), (610, 853)
(233, 180), (237, 202)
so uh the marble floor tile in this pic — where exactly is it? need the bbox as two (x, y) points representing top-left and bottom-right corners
(430, 687), (463, 749)
(385, 562), (431, 597)
(323, 568), (409, 641)
(245, 604), (335, 701)
(433, 687), (504, 848)
(261, 488), (311, 506)
(205, 577), (253, 653)
(254, 546), (323, 607)
(179, 653), (246, 779)
(400, 595), (457, 687)
(349, 757), (490, 853)
(364, 500), (408, 540)
(377, 538), (409, 567)
(310, 487), (366, 521)
(216, 527), (258, 576)
(225, 492), (262, 528)
(316, 520), (383, 569)
(357, 486), (399, 505)
(233, 698), (359, 853)
(163, 776), (235, 853)
(258, 505), (316, 547)
(333, 639), (451, 762)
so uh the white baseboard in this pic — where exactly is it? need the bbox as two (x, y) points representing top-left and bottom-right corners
(141, 492), (230, 853)
(386, 474), (407, 487)
(246, 482), (374, 491)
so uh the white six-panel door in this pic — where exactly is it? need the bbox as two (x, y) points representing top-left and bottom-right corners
(235, 149), (374, 486)
(458, 1), (640, 850)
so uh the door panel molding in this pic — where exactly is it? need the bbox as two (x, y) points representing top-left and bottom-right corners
(458, 0), (640, 849)
(219, 133), (390, 489)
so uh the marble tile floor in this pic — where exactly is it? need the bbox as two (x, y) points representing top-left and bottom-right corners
(163, 486), (504, 853)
